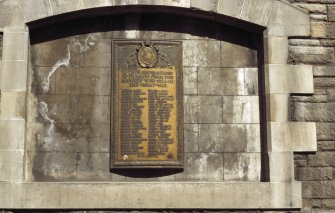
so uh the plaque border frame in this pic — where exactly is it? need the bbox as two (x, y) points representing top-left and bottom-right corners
(110, 40), (184, 169)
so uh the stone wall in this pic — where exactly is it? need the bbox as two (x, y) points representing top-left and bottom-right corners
(26, 17), (261, 182)
(290, 0), (335, 212)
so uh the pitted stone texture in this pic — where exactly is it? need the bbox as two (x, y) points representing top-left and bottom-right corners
(222, 96), (260, 124)
(183, 40), (221, 67)
(223, 153), (261, 181)
(198, 124), (260, 153)
(184, 95), (223, 123)
(221, 41), (258, 68)
(289, 46), (334, 64)
(185, 153), (223, 181)
(241, 0), (274, 26)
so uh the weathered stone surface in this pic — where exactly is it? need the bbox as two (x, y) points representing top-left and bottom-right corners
(221, 41), (257, 68)
(222, 96), (259, 124)
(185, 153), (223, 181)
(302, 199), (322, 209)
(289, 46), (334, 64)
(296, 167), (333, 181)
(303, 181), (335, 198)
(267, 94), (291, 122)
(329, 5), (335, 22)
(0, 5), (25, 28)
(326, 23), (335, 38)
(313, 66), (335, 77)
(184, 95), (222, 123)
(292, 102), (335, 122)
(183, 67), (197, 95)
(183, 40), (221, 67)
(82, 0), (112, 8)
(224, 153), (261, 181)
(322, 199), (335, 209)
(50, 0), (82, 15)
(267, 0), (310, 36)
(295, 3), (327, 14)
(184, 124), (199, 152)
(314, 78), (335, 88)
(198, 124), (260, 153)
(18, 0), (52, 22)
(240, 0), (273, 26)
(317, 123), (335, 141)
(311, 22), (326, 38)
(190, 0), (216, 11)
(198, 68), (244, 95)
(217, 0), (243, 17)
(318, 141), (335, 152)
(269, 152), (294, 182)
(308, 152), (335, 167)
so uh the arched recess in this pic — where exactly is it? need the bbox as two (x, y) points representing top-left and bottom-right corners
(0, 0), (316, 210)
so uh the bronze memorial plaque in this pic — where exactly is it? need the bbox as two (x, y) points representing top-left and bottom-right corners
(111, 40), (183, 169)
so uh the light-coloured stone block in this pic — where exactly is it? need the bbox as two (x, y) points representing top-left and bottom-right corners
(266, 94), (290, 122)
(0, 5), (25, 28)
(0, 60), (28, 90)
(269, 152), (294, 182)
(217, 0), (244, 18)
(0, 150), (24, 181)
(19, 0), (52, 23)
(267, 0), (310, 36)
(183, 67), (197, 95)
(221, 41), (258, 68)
(50, 0), (83, 15)
(268, 122), (317, 153)
(266, 65), (314, 94)
(2, 29), (28, 61)
(0, 119), (25, 150)
(241, 0), (274, 26)
(82, 0), (112, 8)
(161, 0), (190, 8)
(191, 0), (216, 11)
(0, 182), (302, 209)
(264, 36), (288, 64)
(0, 90), (26, 119)
(222, 96), (260, 124)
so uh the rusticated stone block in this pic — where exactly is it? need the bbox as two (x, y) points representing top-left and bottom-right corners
(317, 123), (335, 141)
(313, 66), (335, 77)
(329, 5), (335, 22)
(311, 22), (326, 38)
(308, 152), (335, 167)
(296, 167), (333, 181)
(303, 180), (335, 198)
(326, 23), (335, 38)
(318, 141), (335, 152)
(322, 199), (335, 209)
(289, 46), (334, 64)
(292, 102), (335, 122)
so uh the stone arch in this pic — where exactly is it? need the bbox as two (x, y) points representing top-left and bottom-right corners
(0, 0), (316, 209)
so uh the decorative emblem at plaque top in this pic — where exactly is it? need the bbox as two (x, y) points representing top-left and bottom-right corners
(111, 40), (183, 169)
(137, 42), (157, 68)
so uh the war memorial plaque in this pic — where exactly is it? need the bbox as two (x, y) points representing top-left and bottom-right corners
(111, 41), (183, 169)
